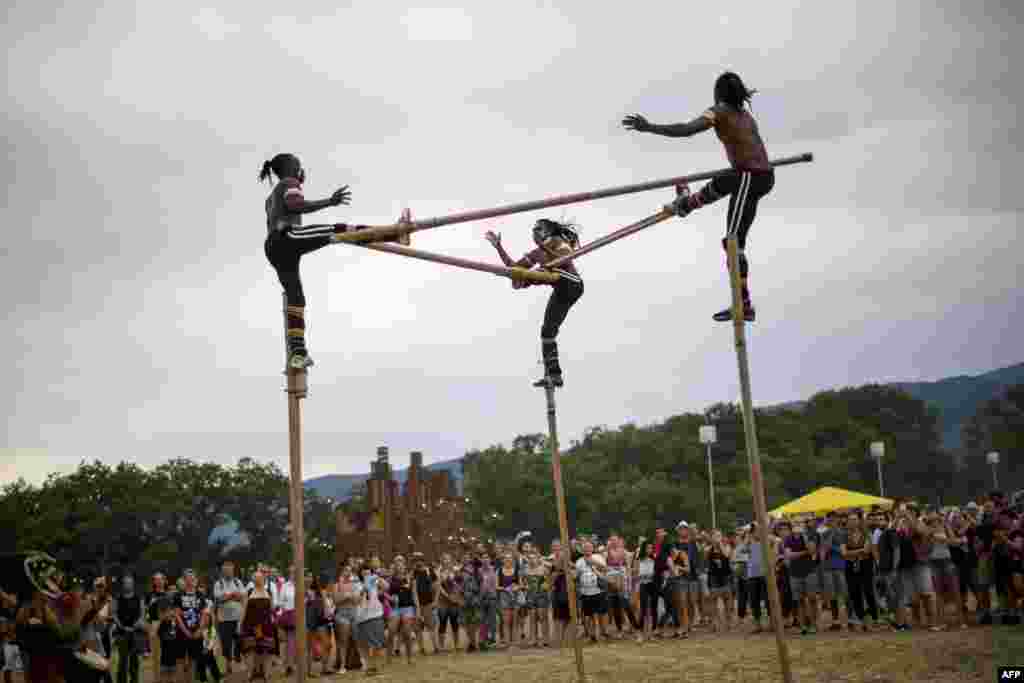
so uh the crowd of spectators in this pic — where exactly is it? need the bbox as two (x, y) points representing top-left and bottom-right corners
(1, 490), (1020, 681)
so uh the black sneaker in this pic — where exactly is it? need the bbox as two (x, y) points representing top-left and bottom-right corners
(713, 305), (755, 322)
(979, 613), (993, 625)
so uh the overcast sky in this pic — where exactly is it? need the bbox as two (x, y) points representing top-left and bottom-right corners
(3, 1), (1021, 487)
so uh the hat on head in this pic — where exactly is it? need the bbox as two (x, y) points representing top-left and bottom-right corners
(676, 520), (689, 530)
(965, 502), (980, 511)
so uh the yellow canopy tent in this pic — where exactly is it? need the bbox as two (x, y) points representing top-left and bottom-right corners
(769, 487), (893, 518)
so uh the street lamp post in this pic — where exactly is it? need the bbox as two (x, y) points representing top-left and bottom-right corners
(870, 442), (885, 497)
(987, 452), (1000, 489)
(700, 425), (719, 530)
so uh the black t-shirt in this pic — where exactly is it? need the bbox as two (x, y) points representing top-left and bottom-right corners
(173, 591), (204, 634)
(115, 594), (143, 630)
(388, 575), (416, 608)
(897, 533), (917, 570)
(414, 568), (437, 606)
(145, 590), (167, 621)
(706, 549), (732, 581)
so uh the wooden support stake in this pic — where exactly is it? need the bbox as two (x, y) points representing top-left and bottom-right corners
(725, 239), (793, 683)
(356, 242), (560, 284)
(542, 382), (586, 682)
(332, 153), (813, 244)
(282, 294), (307, 683)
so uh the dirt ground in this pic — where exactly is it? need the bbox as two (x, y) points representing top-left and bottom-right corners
(124, 623), (1010, 683)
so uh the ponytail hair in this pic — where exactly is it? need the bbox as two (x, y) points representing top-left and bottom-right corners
(714, 72), (757, 110)
(258, 153), (301, 184)
(258, 160), (274, 184)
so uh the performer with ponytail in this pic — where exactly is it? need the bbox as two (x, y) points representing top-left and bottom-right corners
(259, 153), (368, 370)
(623, 71), (774, 323)
(485, 219), (584, 388)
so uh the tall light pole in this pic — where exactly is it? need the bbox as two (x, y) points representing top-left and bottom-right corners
(870, 442), (885, 497)
(987, 452), (1000, 489)
(700, 425), (719, 530)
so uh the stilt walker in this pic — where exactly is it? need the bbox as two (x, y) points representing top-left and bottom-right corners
(485, 220), (584, 387)
(261, 153), (370, 370)
(624, 71), (777, 322)
(625, 72), (795, 681)
(540, 380), (587, 681)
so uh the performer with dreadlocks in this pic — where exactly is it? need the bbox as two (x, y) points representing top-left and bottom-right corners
(260, 153), (371, 370)
(485, 219), (584, 387)
(623, 71), (773, 323)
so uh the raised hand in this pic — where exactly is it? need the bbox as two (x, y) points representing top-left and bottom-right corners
(330, 185), (352, 206)
(622, 113), (651, 132)
(484, 230), (501, 247)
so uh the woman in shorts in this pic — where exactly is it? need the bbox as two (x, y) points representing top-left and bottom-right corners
(523, 550), (551, 647)
(927, 514), (964, 630)
(354, 565), (385, 677)
(332, 566), (360, 673)
(705, 531), (734, 632)
(459, 558), (483, 653)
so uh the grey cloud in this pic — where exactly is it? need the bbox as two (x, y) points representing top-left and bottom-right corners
(4, 1), (1022, 487)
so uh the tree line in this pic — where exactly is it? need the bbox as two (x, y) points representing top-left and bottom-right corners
(461, 383), (1023, 545)
(2, 384), (1019, 577)
(0, 457), (338, 582)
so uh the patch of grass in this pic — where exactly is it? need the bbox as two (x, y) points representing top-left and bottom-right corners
(120, 627), (997, 683)
(994, 625), (1024, 666)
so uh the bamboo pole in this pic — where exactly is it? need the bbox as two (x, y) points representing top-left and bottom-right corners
(725, 239), (794, 683)
(356, 242), (560, 284)
(282, 294), (307, 683)
(333, 153), (813, 244)
(542, 382), (586, 682)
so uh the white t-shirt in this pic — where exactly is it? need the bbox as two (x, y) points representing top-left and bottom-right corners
(358, 575), (384, 623)
(575, 558), (601, 597)
(277, 581), (296, 610)
(637, 558), (655, 585)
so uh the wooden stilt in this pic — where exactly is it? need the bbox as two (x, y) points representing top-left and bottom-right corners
(332, 153), (812, 244)
(282, 293), (307, 683)
(542, 382), (586, 682)
(725, 239), (794, 683)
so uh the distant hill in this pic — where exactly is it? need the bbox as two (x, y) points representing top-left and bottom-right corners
(304, 457), (465, 503)
(301, 363), (1022, 504)
(895, 363), (1024, 450)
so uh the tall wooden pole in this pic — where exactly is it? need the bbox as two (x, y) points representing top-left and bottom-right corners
(725, 239), (794, 683)
(283, 294), (307, 683)
(542, 382), (586, 682)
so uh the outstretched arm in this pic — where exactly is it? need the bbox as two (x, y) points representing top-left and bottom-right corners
(485, 231), (531, 268)
(623, 113), (713, 138)
(283, 179), (352, 215)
